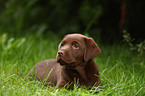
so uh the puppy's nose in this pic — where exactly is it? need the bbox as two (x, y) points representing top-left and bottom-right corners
(58, 50), (63, 56)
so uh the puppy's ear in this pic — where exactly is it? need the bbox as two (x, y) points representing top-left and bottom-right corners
(84, 37), (101, 61)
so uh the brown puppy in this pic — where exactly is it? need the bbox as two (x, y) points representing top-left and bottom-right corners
(28, 34), (101, 88)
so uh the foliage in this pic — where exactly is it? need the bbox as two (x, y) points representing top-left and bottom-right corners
(123, 30), (145, 54)
(0, 33), (25, 52)
(0, 34), (144, 96)
(0, 0), (102, 35)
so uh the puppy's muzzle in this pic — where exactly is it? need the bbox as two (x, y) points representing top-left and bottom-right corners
(57, 50), (64, 56)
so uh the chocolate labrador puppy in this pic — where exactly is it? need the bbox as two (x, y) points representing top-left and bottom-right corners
(28, 34), (101, 88)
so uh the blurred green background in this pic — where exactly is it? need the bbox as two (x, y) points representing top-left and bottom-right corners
(0, 0), (145, 44)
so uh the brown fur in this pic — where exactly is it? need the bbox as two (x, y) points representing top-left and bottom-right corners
(28, 34), (101, 88)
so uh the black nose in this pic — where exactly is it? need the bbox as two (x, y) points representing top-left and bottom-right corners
(58, 50), (63, 56)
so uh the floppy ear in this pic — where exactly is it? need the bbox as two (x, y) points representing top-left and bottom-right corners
(84, 37), (101, 61)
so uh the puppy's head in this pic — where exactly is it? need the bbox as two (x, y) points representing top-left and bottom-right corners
(56, 34), (101, 68)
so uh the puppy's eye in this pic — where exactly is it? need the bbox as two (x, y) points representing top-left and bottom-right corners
(72, 41), (79, 49)
(61, 43), (64, 46)
(74, 44), (79, 48)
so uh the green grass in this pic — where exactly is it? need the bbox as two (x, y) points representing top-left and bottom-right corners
(0, 33), (145, 96)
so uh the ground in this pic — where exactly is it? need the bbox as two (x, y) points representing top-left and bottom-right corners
(0, 33), (145, 96)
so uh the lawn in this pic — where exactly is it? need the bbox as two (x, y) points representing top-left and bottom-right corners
(0, 33), (145, 96)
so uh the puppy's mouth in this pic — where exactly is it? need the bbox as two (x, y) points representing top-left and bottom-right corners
(57, 59), (75, 67)
(57, 59), (67, 66)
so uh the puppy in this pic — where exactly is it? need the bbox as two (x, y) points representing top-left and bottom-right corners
(28, 34), (101, 88)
